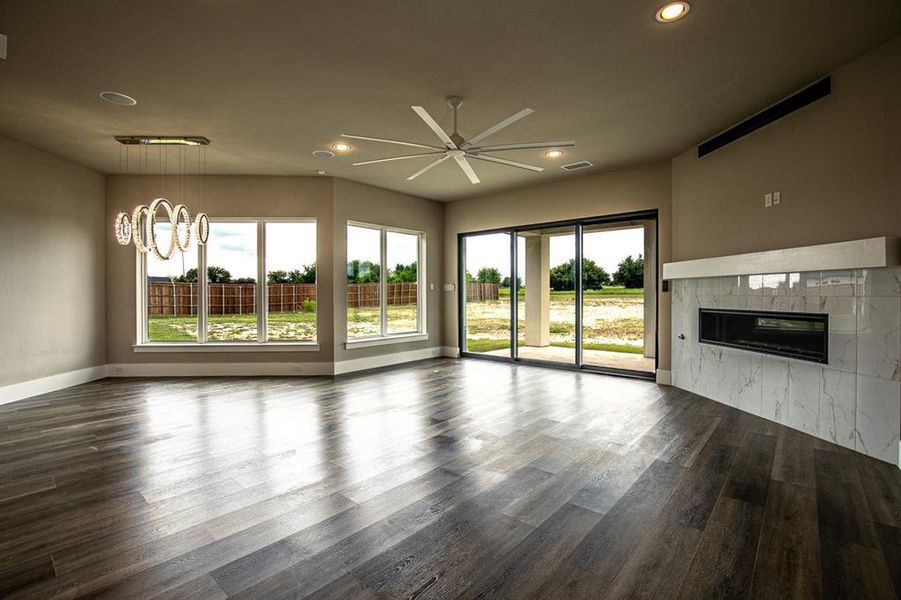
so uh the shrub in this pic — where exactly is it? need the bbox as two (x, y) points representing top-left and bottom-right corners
(301, 299), (317, 312)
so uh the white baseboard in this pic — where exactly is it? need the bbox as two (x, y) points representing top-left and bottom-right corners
(107, 362), (333, 377)
(655, 369), (672, 385)
(334, 347), (443, 375)
(441, 346), (460, 358)
(0, 365), (108, 406)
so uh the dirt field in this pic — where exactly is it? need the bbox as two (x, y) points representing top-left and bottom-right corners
(465, 289), (644, 352)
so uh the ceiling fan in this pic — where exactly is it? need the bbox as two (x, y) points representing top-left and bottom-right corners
(342, 96), (574, 184)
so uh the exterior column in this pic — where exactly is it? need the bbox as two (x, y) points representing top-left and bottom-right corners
(643, 221), (657, 359)
(525, 235), (550, 347)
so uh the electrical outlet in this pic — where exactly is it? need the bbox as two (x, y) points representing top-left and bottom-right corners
(773, 191), (781, 205)
(764, 192), (773, 208)
(443, 283), (455, 292)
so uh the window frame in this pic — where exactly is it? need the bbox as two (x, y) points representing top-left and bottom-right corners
(345, 220), (427, 347)
(135, 217), (319, 351)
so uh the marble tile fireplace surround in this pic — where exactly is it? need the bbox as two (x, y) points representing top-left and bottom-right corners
(670, 258), (900, 466)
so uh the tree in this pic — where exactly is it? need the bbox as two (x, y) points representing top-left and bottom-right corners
(613, 255), (644, 288)
(476, 267), (501, 284)
(268, 270), (290, 284)
(289, 264), (316, 284)
(582, 259), (611, 290)
(547, 259), (610, 291)
(465, 271), (475, 283)
(346, 260), (380, 283)
(173, 266), (232, 283)
(549, 260), (576, 291)
(388, 262), (418, 283)
(207, 266), (232, 283)
(233, 277), (256, 284)
(500, 275), (523, 289)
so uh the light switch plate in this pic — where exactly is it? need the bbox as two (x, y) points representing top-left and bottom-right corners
(764, 192), (773, 208)
(0, 34), (7, 60)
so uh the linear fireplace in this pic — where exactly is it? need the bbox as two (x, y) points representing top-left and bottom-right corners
(699, 308), (828, 364)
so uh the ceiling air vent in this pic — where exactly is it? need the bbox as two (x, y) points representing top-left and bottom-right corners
(561, 160), (592, 172)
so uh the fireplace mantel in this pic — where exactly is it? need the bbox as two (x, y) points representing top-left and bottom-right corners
(663, 236), (900, 280)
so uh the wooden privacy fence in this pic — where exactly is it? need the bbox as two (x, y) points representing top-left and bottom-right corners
(466, 282), (499, 301)
(147, 282), (424, 316)
(345, 282), (418, 308)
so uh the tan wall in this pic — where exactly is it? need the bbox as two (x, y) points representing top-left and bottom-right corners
(0, 136), (106, 385)
(672, 37), (901, 261)
(105, 175), (336, 364)
(332, 178), (445, 362)
(443, 161), (673, 371)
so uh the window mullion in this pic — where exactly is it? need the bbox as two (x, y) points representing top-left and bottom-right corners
(198, 241), (208, 343)
(137, 250), (147, 344)
(380, 228), (388, 337)
(257, 220), (267, 343)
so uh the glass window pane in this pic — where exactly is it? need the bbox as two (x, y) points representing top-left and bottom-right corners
(146, 222), (199, 341)
(462, 233), (511, 354)
(347, 225), (381, 339)
(581, 223), (653, 372)
(516, 227), (576, 365)
(386, 231), (419, 335)
(265, 222), (317, 342)
(206, 222), (258, 342)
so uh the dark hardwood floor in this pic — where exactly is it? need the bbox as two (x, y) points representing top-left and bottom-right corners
(1, 358), (899, 599)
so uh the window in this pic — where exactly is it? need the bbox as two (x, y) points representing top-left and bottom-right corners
(145, 221), (199, 342)
(346, 222), (425, 342)
(138, 218), (317, 346)
(265, 222), (317, 342)
(206, 222), (258, 342)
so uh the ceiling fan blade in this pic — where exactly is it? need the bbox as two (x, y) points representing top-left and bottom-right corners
(352, 152), (443, 166)
(411, 106), (456, 149)
(452, 154), (480, 184)
(469, 140), (575, 152)
(407, 154), (450, 180)
(462, 108), (534, 148)
(341, 134), (442, 150)
(467, 153), (543, 173)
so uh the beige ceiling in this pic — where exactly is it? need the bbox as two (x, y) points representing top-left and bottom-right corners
(0, 1), (898, 201)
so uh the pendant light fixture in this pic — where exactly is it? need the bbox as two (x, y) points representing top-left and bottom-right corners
(113, 136), (210, 258)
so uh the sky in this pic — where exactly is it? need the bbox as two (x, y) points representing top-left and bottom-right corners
(148, 221), (317, 279)
(463, 227), (645, 277)
(148, 221), (636, 280)
(148, 222), (421, 279)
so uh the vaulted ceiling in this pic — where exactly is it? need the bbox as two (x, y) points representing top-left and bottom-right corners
(0, 1), (898, 200)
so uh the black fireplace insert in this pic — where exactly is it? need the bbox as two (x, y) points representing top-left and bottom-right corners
(699, 308), (828, 364)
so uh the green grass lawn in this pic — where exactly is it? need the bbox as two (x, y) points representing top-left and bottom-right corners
(464, 338), (643, 354)
(148, 305), (416, 341)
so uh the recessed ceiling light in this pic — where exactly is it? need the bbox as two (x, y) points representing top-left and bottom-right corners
(545, 150), (563, 159)
(655, 1), (690, 23)
(99, 91), (137, 106)
(312, 150), (335, 159)
(332, 143), (352, 152)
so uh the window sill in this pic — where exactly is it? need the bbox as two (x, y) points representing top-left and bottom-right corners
(133, 342), (320, 353)
(345, 333), (428, 349)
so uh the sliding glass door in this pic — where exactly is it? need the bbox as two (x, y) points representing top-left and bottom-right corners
(580, 220), (656, 373)
(461, 232), (512, 356)
(515, 226), (576, 365)
(459, 211), (657, 378)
